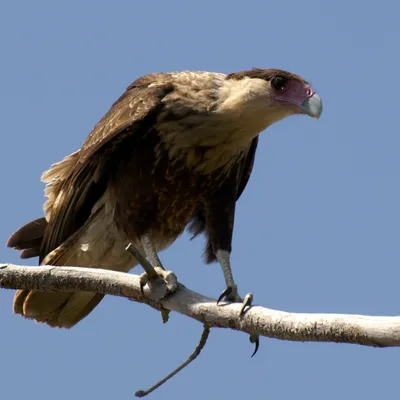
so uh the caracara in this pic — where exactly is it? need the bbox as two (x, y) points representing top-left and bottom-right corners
(7, 68), (322, 328)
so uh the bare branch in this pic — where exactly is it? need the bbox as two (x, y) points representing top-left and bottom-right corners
(1, 263), (400, 347)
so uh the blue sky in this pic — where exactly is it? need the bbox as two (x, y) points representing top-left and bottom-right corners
(1, 1), (399, 399)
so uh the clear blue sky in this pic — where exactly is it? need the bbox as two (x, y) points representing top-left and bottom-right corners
(1, 1), (399, 399)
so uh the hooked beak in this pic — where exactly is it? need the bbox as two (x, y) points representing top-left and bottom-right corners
(300, 93), (323, 119)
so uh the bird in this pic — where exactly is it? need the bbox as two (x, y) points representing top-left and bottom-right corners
(7, 68), (322, 329)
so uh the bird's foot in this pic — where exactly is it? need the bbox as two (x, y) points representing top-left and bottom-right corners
(217, 285), (253, 314)
(217, 285), (260, 356)
(139, 266), (178, 298)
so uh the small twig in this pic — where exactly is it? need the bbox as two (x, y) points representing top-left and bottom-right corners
(125, 243), (157, 280)
(135, 325), (211, 397)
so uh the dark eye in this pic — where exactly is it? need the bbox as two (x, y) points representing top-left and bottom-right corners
(271, 76), (288, 91)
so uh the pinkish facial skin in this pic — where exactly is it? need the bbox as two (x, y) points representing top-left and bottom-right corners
(273, 79), (322, 119)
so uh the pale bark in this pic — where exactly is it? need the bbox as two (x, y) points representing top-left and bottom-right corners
(1, 263), (400, 347)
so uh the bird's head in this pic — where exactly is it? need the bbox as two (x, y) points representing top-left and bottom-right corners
(219, 68), (322, 138)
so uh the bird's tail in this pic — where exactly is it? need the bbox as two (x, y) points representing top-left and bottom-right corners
(6, 217), (47, 259)
(6, 217), (107, 328)
(13, 290), (105, 328)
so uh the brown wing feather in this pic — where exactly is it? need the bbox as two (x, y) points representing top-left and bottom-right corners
(236, 136), (258, 201)
(79, 77), (173, 163)
(6, 151), (80, 260)
(40, 81), (174, 262)
(42, 150), (80, 220)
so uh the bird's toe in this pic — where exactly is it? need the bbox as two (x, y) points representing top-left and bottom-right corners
(239, 292), (253, 315)
(154, 267), (178, 296)
(216, 287), (260, 356)
(216, 284), (240, 305)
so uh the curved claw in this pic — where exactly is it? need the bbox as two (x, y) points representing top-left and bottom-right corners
(139, 273), (149, 295)
(217, 287), (233, 305)
(250, 334), (260, 357)
(239, 293), (253, 316)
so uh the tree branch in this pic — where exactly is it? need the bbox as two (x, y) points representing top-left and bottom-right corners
(1, 263), (400, 347)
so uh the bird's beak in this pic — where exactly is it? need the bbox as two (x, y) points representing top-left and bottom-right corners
(300, 93), (323, 119)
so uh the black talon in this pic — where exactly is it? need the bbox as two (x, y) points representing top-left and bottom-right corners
(217, 287), (233, 305)
(250, 334), (260, 357)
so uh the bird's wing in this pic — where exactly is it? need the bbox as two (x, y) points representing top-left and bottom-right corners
(39, 79), (173, 262)
(237, 136), (259, 200)
(41, 149), (81, 220)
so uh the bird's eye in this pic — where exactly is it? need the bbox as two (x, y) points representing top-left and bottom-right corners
(271, 76), (288, 91)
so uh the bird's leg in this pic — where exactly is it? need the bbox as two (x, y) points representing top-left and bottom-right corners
(204, 182), (254, 312)
(139, 233), (177, 295)
(126, 237), (176, 323)
(204, 170), (260, 355)
(215, 249), (259, 355)
(141, 234), (165, 271)
(214, 248), (259, 356)
(215, 250), (253, 311)
(215, 250), (240, 302)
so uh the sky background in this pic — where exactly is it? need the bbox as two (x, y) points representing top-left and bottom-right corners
(1, 1), (399, 399)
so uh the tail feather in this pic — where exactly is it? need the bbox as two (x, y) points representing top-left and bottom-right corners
(22, 291), (71, 317)
(8, 216), (105, 328)
(57, 293), (104, 327)
(7, 217), (47, 259)
(7, 200), (133, 329)
(13, 290), (30, 315)
(20, 248), (41, 259)
(14, 289), (105, 328)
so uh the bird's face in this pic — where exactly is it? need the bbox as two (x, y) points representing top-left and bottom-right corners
(267, 74), (322, 119)
(220, 69), (322, 139)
